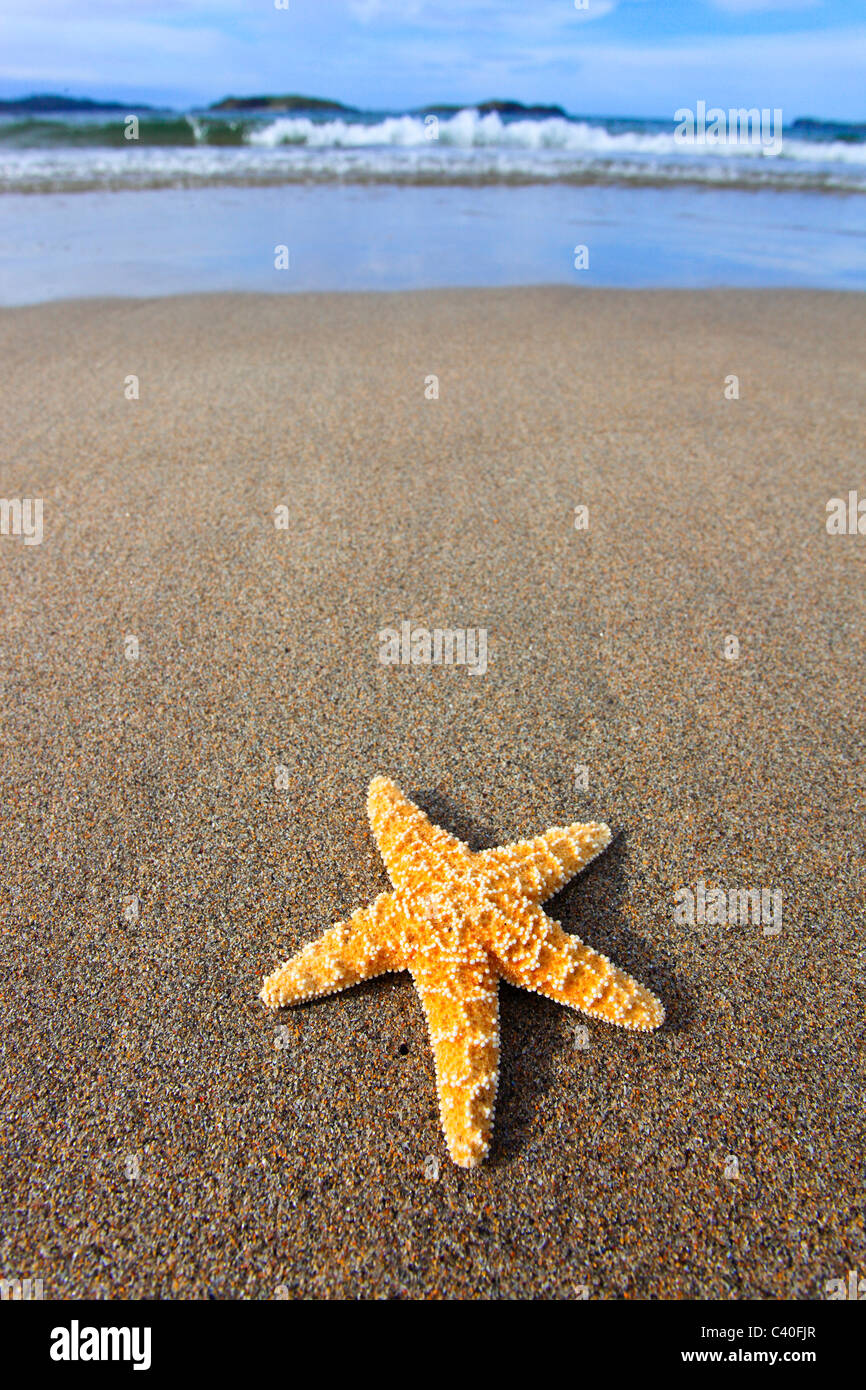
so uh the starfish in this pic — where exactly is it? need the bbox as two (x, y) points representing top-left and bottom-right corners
(261, 776), (664, 1168)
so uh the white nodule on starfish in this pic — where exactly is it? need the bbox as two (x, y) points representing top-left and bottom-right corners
(260, 776), (664, 1168)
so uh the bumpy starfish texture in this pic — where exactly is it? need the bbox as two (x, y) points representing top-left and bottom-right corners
(261, 776), (664, 1168)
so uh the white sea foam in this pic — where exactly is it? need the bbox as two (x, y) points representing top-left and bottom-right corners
(1, 107), (864, 193)
(248, 108), (866, 164)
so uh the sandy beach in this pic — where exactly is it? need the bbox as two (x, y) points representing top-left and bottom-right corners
(0, 286), (863, 1299)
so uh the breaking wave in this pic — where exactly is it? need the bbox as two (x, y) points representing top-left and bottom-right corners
(1, 107), (864, 194)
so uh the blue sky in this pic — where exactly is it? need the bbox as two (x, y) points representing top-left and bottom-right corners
(0, 0), (863, 119)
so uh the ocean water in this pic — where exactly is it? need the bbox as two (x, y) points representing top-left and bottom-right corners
(3, 106), (866, 194)
(1, 105), (864, 301)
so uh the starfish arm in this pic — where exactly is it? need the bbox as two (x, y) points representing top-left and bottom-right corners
(260, 890), (407, 1008)
(489, 902), (664, 1031)
(412, 961), (500, 1169)
(475, 822), (612, 903)
(367, 775), (471, 891)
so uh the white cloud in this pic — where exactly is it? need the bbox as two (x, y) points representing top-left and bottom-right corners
(347, 0), (423, 20)
(710, 0), (820, 12)
(344, 0), (617, 26)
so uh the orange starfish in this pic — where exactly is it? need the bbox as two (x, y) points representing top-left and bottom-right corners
(261, 776), (664, 1168)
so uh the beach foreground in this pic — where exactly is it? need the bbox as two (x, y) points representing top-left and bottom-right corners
(0, 288), (863, 1298)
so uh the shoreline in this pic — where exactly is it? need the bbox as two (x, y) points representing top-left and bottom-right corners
(3, 182), (865, 305)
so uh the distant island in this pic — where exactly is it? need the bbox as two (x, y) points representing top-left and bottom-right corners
(0, 94), (156, 114)
(418, 100), (568, 119)
(788, 115), (866, 142)
(208, 95), (569, 119)
(2, 92), (573, 121)
(209, 94), (358, 114)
